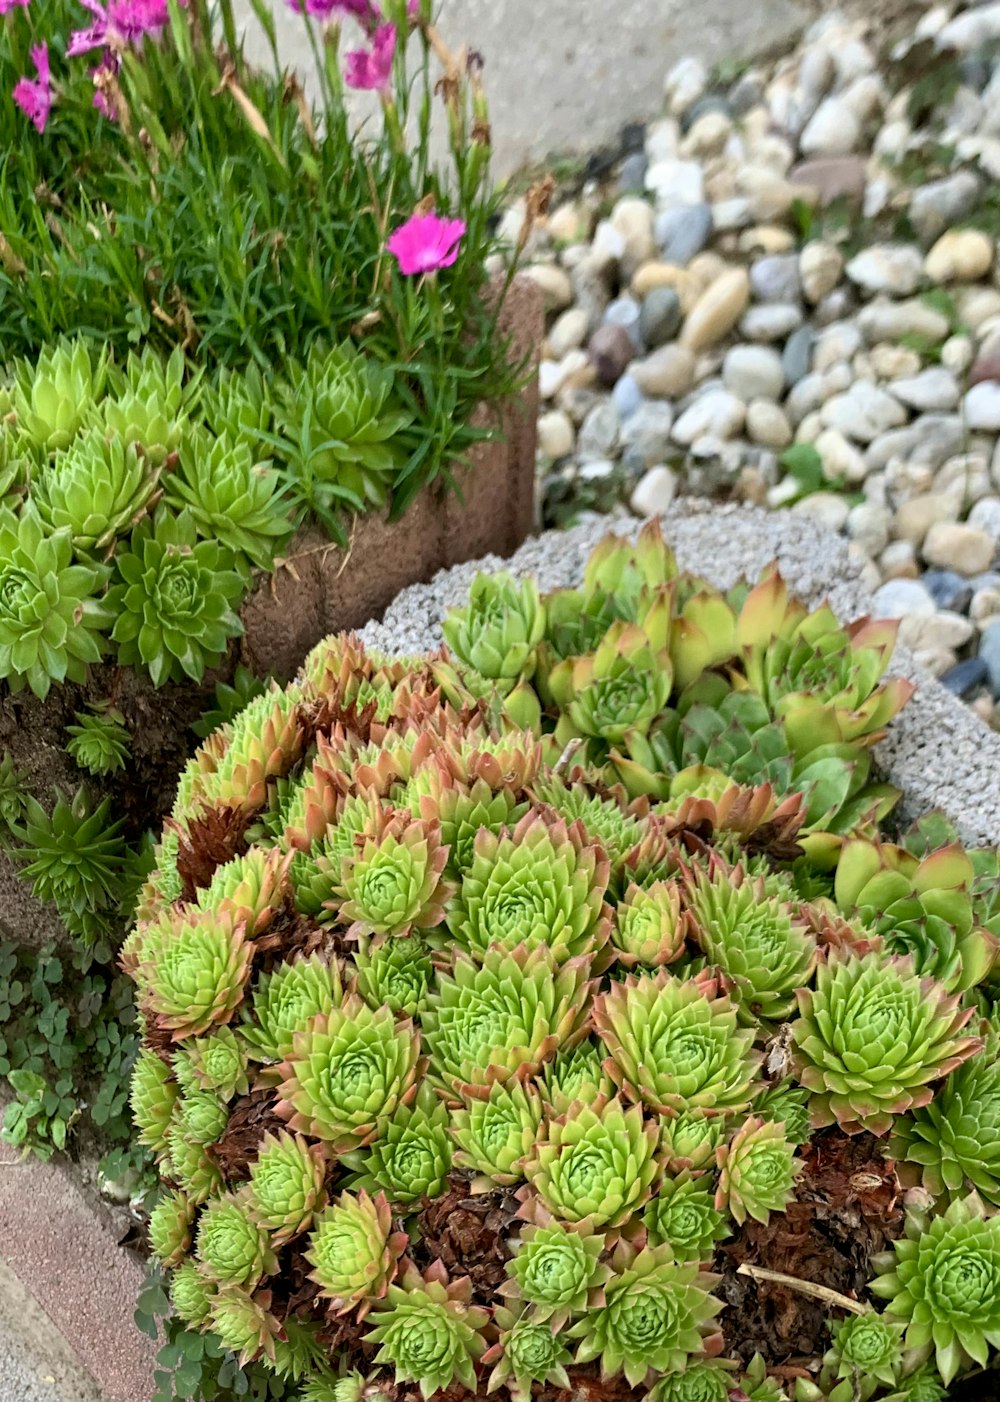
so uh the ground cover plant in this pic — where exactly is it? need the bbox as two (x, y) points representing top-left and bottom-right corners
(124, 520), (1000, 1400)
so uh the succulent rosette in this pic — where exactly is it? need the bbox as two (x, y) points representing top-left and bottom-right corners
(442, 572), (546, 693)
(364, 1260), (490, 1399)
(11, 336), (108, 453)
(686, 864), (818, 1024)
(643, 1171), (730, 1262)
(130, 1046), (180, 1157)
(134, 907), (252, 1041)
(276, 997), (422, 1149)
(870, 1193), (1000, 1384)
(715, 1116), (800, 1226)
(194, 1195), (278, 1290)
(97, 344), (193, 465)
(524, 1095), (660, 1228)
(447, 811), (610, 964)
(169, 1260), (216, 1326)
(451, 1079), (544, 1188)
(208, 1284), (283, 1366)
(568, 1240), (722, 1386)
(240, 953), (344, 1064)
(889, 1032), (1000, 1205)
(540, 1038), (614, 1115)
(548, 618), (674, 747)
(482, 1300), (573, 1402)
(659, 1110), (725, 1174)
(791, 950), (980, 1135)
(422, 944), (592, 1099)
(148, 1189), (196, 1268)
(306, 1190), (407, 1316)
(337, 815), (451, 937)
(340, 1085), (453, 1206)
(501, 1198), (610, 1326)
(247, 1131), (328, 1243)
(353, 935), (433, 1018)
(646, 1360), (736, 1401)
(593, 969), (760, 1117)
(610, 879), (688, 968)
(819, 1313), (905, 1402)
(34, 427), (161, 553)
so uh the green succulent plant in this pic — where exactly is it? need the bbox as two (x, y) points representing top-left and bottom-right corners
(165, 1121), (224, 1204)
(540, 1037), (614, 1115)
(340, 1084), (453, 1206)
(686, 865), (818, 1024)
(525, 1095), (660, 1228)
(306, 1189), (406, 1314)
(643, 1171), (730, 1262)
(422, 944), (591, 1099)
(208, 1283), (282, 1366)
(21, 786), (128, 930)
(404, 769), (527, 879)
(819, 1312), (905, 1401)
(447, 811), (609, 964)
(442, 572), (546, 693)
(240, 953), (344, 1064)
(0, 505), (111, 698)
(108, 507), (245, 686)
(202, 363), (273, 441)
(364, 1260), (490, 1400)
(182, 1026), (249, 1099)
(275, 995), (421, 1149)
(34, 428), (162, 554)
(337, 816), (450, 937)
(738, 572), (914, 756)
(65, 703), (131, 776)
(451, 1079), (544, 1188)
(11, 336), (109, 453)
(130, 1047), (180, 1157)
(659, 1110), (725, 1173)
(148, 1188), (196, 1268)
(870, 1192), (1000, 1384)
(0, 751), (28, 831)
(568, 1240), (722, 1386)
(169, 1259), (216, 1326)
(647, 1360), (735, 1401)
(96, 345), (194, 465)
(177, 1086), (229, 1144)
(165, 425), (294, 571)
(194, 1193), (278, 1290)
(275, 341), (411, 526)
(593, 969), (760, 1117)
(247, 1130), (327, 1243)
(890, 1031), (1000, 1206)
(353, 935), (434, 1018)
(791, 950), (980, 1135)
(483, 1300), (574, 1402)
(752, 1080), (812, 1146)
(136, 909), (252, 1040)
(715, 1116), (800, 1226)
(549, 617), (674, 748)
(501, 1200), (610, 1326)
(528, 774), (647, 887)
(609, 879), (688, 968)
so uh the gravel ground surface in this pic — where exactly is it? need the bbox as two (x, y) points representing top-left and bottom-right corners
(504, 2), (1000, 729)
(0, 1259), (101, 1402)
(361, 500), (1000, 848)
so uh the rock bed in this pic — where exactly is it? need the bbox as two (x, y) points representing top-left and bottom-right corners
(502, 1), (1000, 727)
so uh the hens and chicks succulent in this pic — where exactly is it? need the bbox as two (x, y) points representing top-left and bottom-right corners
(126, 522), (1000, 1400)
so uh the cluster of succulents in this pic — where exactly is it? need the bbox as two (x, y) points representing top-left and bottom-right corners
(127, 522), (1000, 1400)
(0, 336), (413, 698)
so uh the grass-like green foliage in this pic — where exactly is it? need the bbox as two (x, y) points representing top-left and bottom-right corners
(122, 524), (1000, 1400)
(0, 0), (519, 520)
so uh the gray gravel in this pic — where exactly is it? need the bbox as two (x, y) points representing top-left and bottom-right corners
(0, 1259), (101, 1402)
(361, 500), (1000, 848)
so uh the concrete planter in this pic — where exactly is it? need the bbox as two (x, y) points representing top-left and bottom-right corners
(13, 500), (995, 1402)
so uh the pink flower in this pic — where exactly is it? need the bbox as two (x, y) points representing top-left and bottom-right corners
(0, 0), (31, 14)
(90, 49), (119, 119)
(13, 41), (51, 132)
(68, 0), (181, 56)
(387, 211), (466, 276)
(344, 21), (395, 95)
(285, 0), (377, 22)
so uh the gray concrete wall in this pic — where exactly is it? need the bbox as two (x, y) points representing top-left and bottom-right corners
(232, 0), (814, 177)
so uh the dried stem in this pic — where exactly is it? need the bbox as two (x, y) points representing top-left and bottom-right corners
(736, 1263), (870, 1315)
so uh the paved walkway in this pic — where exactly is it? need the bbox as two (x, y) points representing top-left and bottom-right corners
(0, 1258), (101, 1402)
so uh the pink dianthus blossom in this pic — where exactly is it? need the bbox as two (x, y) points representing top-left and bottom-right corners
(0, 0), (31, 15)
(285, 0), (377, 22)
(90, 48), (120, 120)
(13, 41), (51, 133)
(386, 211), (466, 276)
(343, 21), (395, 95)
(68, 0), (182, 57)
